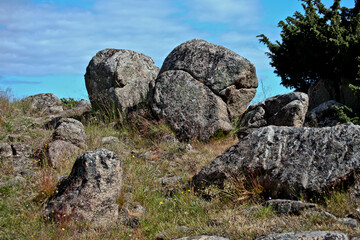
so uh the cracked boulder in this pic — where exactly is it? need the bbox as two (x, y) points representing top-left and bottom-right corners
(239, 92), (309, 131)
(43, 149), (123, 227)
(151, 39), (258, 141)
(85, 49), (159, 114)
(193, 123), (360, 199)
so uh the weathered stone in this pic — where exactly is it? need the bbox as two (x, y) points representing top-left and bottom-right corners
(305, 100), (343, 127)
(0, 143), (12, 158)
(160, 39), (258, 94)
(152, 70), (232, 141)
(193, 123), (360, 199)
(101, 136), (120, 145)
(174, 236), (230, 240)
(239, 92), (309, 131)
(11, 143), (31, 158)
(43, 149), (122, 227)
(222, 87), (257, 120)
(47, 140), (81, 168)
(52, 118), (87, 149)
(57, 99), (92, 120)
(85, 49), (159, 113)
(264, 199), (316, 214)
(21, 93), (63, 115)
(255, 231), (348, 240)
(308, 78), (360, 112)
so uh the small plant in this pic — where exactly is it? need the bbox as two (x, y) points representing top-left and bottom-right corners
(60, 97), (81, 109)
(4, 121), (13, 133)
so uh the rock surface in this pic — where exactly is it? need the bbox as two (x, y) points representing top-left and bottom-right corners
(51, 118), (87, 149)
(85, 48), (159, 113)
(304, 100), (342, 127)
(152, 70), (232, 141)
(151, 39), (258, 141)
(21, 93), (63, 115)
(43, 149), (122, 227)
(264, 199), (316, 214)
(255, 231), (348, 240)
(193, 123), (360, 199)
(240, 92), (309, 130)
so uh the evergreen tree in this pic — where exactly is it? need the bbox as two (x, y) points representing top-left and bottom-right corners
(258, 0), (360, 94)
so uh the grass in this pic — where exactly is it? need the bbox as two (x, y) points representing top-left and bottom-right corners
(1, 89), (360, 239)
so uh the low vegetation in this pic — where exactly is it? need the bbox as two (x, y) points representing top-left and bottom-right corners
(1, 89), (360, 240)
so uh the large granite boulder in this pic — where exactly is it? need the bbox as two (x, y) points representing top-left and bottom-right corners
(152, 39), (258, 140)
(21, 93), (63, 115)
(193, 123), (360, 199)
(240, 92), (309, 130)
(255, 231), (348, 240)
(43, 149), (122, 227)
(85, 49), (159, 113)
(304, 100), (343, 127)
(152, 70), (232, 141)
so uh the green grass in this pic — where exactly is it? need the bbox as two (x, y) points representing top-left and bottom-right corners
(1, 89), (360, 239)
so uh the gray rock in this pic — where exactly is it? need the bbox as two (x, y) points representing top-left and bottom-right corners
(101, 136), (120, 145)
(305, 100), (343, 127)
(160, 39), (258, 94)
(193, 123), (360, 199)
(157, 39), (257, 122)
(85, 48), (159, 113)
(308, 78), (360, 112)
(255, 231), (348, 240)
(57, 99), (92, 120)
(264, 199), (316, 214)
(52, 118), (87, 149)
(158, 174), (181, 187)
(11, 143), (31, 158)
(21, 93), (63, 115)
(152, 70), (232, 141)
(5, 175), (26, 186)
(174, 236), (230, 240)
(47, 140), (81, 168)
(0, 143), (12, 158)
(239, 92), (309, 131)
(44, 149), (123, 227)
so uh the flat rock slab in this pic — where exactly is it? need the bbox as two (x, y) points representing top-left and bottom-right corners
(43, 149), (122, 227)
(193, 123), (360, 199)
(255, 231), (348, 240)
(264, 199), (316, 214)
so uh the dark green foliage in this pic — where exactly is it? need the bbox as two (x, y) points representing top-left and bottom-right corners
(258, 0), (360, 93)
(60, 97), (81, 109)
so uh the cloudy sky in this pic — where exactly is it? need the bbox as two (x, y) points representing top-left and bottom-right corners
(0, 0), (355, 102)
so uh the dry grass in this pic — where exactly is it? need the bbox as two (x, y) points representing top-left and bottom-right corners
(1, 90), (360, 239)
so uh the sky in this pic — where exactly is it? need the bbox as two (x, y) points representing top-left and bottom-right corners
(0, 0), (356, 102)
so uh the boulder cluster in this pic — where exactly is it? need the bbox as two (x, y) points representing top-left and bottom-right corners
(2, 38), (360, 239)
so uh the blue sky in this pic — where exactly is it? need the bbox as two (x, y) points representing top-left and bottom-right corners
(0, 0), (355, 102)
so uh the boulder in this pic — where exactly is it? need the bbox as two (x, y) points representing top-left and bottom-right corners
(21, 93), (63, 115)
(255, 231), (348, 240)
(0, 143), (12, 158)
(152, 70), (232, 141)
(151, 39), (258, 141)
(51, 118), (87, 149)
(85, 48), (159, 113)
(239, 92), (309, 130)
(101, 136), (120, 145)
(57, 99), (92, 120)
(193, 123), (360, 199)
(308, 78), (360, 112)
(43, 149), (123, 227)
(304, 100), (343, 127)
(47, 140), (81, 168)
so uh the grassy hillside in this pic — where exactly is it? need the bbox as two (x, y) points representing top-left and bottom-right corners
(0, 90), (359, 240)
